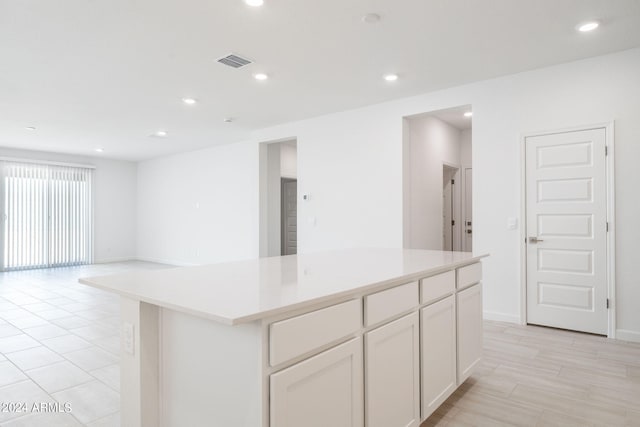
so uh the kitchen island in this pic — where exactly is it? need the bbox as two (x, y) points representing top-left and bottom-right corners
(80, 248), (487, 427)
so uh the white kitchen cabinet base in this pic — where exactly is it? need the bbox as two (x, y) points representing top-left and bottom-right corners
(79, 250), (487, 427)
(271, 337), (363, 427)
(457, 283), (483, 384)
(366, 313), (420, 427)
(421, 295), (456, 419)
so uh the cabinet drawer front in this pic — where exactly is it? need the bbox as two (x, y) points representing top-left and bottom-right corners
(365, 282), (418, 326)
(270, 299), (362, 366)
(457, 263), (482, 289)
(420, 271), (455, 304)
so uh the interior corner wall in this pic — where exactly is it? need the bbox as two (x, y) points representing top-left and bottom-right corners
(460, 129), (472, 167)
(267, 143), (282, 257)
(0, 147), (137, 263)
(134, 48), (640, 340)
(136, 140), (259, 266)
(406, 116), (462, 250)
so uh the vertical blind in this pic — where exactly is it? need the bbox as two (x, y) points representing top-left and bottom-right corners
(0, 161), (93, 271)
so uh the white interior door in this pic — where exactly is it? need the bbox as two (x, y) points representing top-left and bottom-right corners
(525, 128), (608, 335)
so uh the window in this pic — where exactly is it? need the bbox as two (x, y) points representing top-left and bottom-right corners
(0, 161), (93, 271)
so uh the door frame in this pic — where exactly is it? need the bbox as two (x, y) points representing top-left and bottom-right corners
(519, 122), (616, 338)
(461, 165), (472, 252)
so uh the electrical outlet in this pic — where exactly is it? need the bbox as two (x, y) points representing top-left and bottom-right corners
(123, 322), (134, 355)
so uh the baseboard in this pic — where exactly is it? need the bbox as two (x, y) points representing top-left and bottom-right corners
(483, 310), (521, 324)
(134, 256), (197, 267)
(93, 257), (137, 264)
(615, 329), (640, 343)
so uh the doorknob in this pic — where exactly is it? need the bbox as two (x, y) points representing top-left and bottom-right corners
(528, 237), (544, 243)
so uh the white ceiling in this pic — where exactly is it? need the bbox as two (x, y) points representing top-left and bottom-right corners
(1, 0), (639, 161)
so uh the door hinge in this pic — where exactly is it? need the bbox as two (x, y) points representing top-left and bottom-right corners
(451, 179), (455, 185)
(452, 220), (455, 226)
(606, 222), (609, 232)
(605, 146), (608, 156)
(606, 298), (610, 309)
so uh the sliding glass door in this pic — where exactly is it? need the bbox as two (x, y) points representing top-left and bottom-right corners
(0, 161), (93, 271)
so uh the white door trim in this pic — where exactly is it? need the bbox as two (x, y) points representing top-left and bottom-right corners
(519, 122), (616, 338)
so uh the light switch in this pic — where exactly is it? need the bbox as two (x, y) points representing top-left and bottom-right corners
(123, 322), (134, 355)
(507, 217), (518, 230)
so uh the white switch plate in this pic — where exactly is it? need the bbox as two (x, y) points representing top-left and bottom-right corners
(123, 322), (134, 355)
(507, 217), (518, 230)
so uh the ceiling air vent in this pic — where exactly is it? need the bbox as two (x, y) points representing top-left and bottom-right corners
(217, 54), (252, 69)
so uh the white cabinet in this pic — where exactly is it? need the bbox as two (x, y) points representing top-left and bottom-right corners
(269, 261), (484, 427)
(457, 283), (483, 384)
(420, 295), (456, 419)
(270, 337), (364, 427)
(365, 312), (420, 427)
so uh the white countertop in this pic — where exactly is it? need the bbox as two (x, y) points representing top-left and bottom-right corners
(79, 249), (486, 325)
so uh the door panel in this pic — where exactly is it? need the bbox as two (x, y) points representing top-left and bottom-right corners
(525, 128), (607, 335)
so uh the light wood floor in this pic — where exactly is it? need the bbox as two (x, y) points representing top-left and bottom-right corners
(422, 321), (640, 427)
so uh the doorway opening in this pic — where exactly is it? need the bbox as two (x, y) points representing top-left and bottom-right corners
(402, 105), (473, 252)
(259, 139), (297, 257)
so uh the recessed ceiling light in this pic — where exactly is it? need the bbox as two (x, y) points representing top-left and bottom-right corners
(95, 148), (104, 153)
(362, 13), (381, 24)
(464, 112), (473, 117)
(25, 126), (36, 131)
(155, 130), (168, 137)
(253, 73), (269, 81)
(224, 117), (234, 123)
(384, 74), (398, 82)
(244, 0), (264, 7)
(577, 21), (599, 32)
(182, 98), (197, 105)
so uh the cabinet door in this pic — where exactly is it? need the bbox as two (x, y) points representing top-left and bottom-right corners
(421, 295), (456, 420)
(457, 283), (483, 384)
(365, 312), (420, 427)
(270, 337), (363, 427)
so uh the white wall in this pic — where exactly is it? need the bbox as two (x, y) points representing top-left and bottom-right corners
(136, 141), (259, 266)
(266, 143), (282, 257)
(135, 48), (640, 340)
(0, 147), (137, 262)
(405, 115), (461, 250)
(460, 129), (472, 167)
(280, 143), (297, 179)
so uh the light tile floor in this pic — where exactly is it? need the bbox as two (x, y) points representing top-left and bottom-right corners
(0, 262), (169, 426)
(423, 320), (640, 426)
(2, 263), (640, 426)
